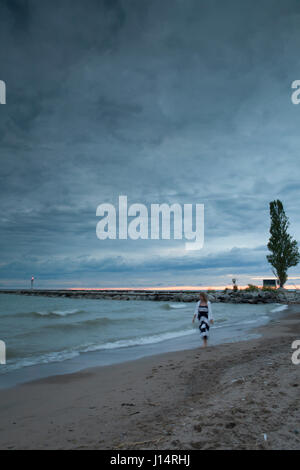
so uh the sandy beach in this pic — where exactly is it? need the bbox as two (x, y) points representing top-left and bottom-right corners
(0, 308), (299, 450)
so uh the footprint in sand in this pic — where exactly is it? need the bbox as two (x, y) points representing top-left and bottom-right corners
(225, 422), (236, 429)
(190, 441), (204, 449)
(194, 424), (202, 432)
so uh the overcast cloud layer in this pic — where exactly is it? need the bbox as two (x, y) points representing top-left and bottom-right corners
(0, 0), (300, 288)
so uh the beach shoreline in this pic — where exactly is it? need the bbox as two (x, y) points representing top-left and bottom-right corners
(0, 307), (299, 450)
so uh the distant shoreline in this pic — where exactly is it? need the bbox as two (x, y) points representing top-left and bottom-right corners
(1, 288), (300, 303)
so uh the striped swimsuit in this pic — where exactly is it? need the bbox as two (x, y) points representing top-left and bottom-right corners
(197, 304), (210, 338)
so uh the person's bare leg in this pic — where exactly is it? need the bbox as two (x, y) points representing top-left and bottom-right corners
(203, 336), (208, 348)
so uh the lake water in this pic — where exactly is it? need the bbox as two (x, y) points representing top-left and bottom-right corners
(0, 294), (288, 388)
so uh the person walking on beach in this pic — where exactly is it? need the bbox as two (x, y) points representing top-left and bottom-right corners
(192, 292), (214, 347)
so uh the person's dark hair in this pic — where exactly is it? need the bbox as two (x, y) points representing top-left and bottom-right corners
(199, 292), (208, 303)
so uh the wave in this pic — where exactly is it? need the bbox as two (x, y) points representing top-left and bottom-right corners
(269, 304), (288, 313)
(0, 309), (86, 319)
(212, 315), (270, 330)
(161, 303), (190, 310)
(35, 309), (84, 317)
(82, 328), (196, 351)
(1, 328), (196, 374)
(7, 314), (153, 342)
(0, 349), (81, 374)
(42, 316), (119, 330)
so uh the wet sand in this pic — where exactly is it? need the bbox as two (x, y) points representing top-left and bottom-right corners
(0, 309), (299, 450)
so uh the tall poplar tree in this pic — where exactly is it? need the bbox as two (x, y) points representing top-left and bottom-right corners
(267, 200), (300, 287)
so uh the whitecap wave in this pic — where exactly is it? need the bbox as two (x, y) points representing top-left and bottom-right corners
(161, 303), (190, 310)
(83, 328), (195, 351)
(0, 349), (81, 374)
(35, 309), (83, 317)
(270, 304), (288, 313)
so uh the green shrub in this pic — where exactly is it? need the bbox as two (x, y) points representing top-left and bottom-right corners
(245, 284), (259, 292)
(261, 286), (277, 292)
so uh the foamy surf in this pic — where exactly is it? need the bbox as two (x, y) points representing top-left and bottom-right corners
(1, 328), (196, 373)
(36, 309), (84, 317)
(270, 304), (288, 313)
(161, 303), (190, 310)
(83, 328), (195, 352)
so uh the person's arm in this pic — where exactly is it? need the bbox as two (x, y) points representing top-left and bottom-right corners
(208, 301), (214, 324)
(192, 301), (199, 323)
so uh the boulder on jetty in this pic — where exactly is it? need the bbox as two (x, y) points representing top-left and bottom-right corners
(207, 288), (300, 304)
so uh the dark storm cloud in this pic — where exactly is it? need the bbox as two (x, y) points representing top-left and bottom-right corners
(1, 0), (300, 287)
(0, 245), (269, 288)
(1, 0), (30, 31)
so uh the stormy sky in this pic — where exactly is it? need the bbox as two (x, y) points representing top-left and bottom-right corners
(1, 0), (300, 288)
